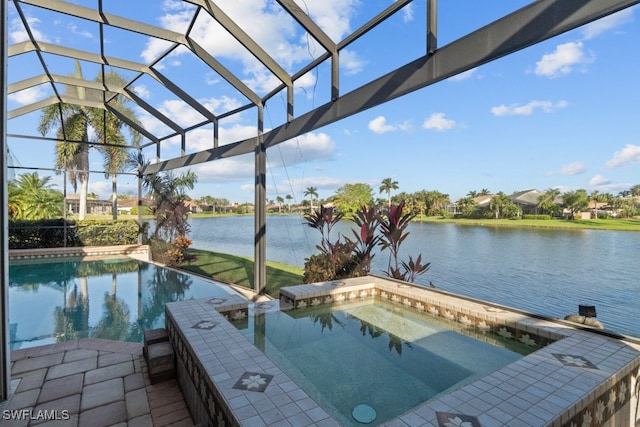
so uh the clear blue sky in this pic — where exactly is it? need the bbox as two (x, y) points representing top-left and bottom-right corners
(7, 1), (640, 205)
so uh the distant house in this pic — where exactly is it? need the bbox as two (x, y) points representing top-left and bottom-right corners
(65, 195), (111, 216)
(473, 194), (493, 208)
(509, 189), (543, 215)
(117, 197), (152, 215)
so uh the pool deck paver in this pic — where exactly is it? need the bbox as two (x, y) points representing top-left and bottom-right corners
(4, 339), (194, 427)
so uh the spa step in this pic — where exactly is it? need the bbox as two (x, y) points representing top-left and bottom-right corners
(143, 328), (175, 384)
(146, 341), (175, 384)
(143, 328), (169, 360)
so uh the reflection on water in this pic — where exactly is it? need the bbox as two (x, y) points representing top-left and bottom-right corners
(9, 258), (232, 349)
(191, 216), (640, 337)
(233, 300), (522, 426)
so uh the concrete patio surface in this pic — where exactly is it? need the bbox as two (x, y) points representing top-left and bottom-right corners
(2, 339), (194, 427)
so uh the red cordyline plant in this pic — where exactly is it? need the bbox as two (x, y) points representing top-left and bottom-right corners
(303, 205), (356, 281)
(346, 206), (380, 275)
(303, 202), (431, 284)
(378, 201), (431, 282)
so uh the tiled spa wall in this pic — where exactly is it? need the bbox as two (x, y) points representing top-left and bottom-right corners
(279, 277), (564, 352)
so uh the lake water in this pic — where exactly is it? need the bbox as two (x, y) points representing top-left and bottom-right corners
(189, 215), (640, 338)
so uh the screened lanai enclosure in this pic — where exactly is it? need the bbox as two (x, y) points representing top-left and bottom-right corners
(1, 0), (638, 401)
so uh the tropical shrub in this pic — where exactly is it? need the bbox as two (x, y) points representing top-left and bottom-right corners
(8, 219), (142, 249)
(75, 220), (140, 246)
(303, 203), (431, 284)
(9, 219), (80, 249)
(523, 214), (552, 220)
(160, 235), (193, 267)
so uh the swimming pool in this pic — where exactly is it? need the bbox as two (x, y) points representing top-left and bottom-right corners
(232, 298), (529, 426)
(9, 257), (234, 350)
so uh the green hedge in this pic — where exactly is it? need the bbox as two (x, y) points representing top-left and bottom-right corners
(523, 214), (552, 220)
(9, 219), (143, 249)
(75, 220), (141, 246)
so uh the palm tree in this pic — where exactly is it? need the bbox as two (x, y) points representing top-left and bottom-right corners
(276, 196), (284, 213)
(10, 172), (63, 219)
(489, 192), (512, 219)
(456, 196), (477, 217)
(38, 60), (140, 220)
(8, 181), (26, 219)
(304, 186), (318, 212)
(537, 188), (561, 216)
(589, 190), (607, 219)
(143, 168), (198, 242)
(285, 194), (293, 213)
(562, 189), (589, 219)
(379, 178), (399, 208)
(95, 70), (141, 219)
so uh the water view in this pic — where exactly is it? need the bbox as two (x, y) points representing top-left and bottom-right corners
(8, 258), (233, 349)
(190, 215), (640, 338)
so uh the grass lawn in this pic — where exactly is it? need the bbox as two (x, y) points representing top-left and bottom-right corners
(414, 216), (640, 231)
(178, 248), (303, 298)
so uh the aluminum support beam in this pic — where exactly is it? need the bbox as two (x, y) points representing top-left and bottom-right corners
(254, 105), (266, 294)
(1, 0), (10, 402)
(427, 0), (437, 55)
(189, 0), (292, 89)
(20, 0), (188, 44)
(275, 0), (339, 101)
(143, 0), (640, 175)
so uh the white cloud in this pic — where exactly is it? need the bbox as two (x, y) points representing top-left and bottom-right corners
(141, 0), (365, 92)
(269, 132), (336, 167)
(67, 23), (93, 39)
(582, 8), (634, 40)
(191, 131), (335, 184)
(491, 100), (568, 116)
(401, 3), (414, 22)
(8, 86), (47, 105)
(549, 162), (586, 176)
(589, 174), (610, 186)
(10, 16), (50, 43)
(158, 99), (207, 127)
(277, 176), (347, 199)
(184, 124), (257, 152)
(422, 113), (456, 131)
(448, 68), (477, 82)
(368, 116), (395, 134)
(133, 85), (151, 99)
(300, 0), (359, 42)
(340, 49), (367, 76)
(202, 96), (243, 116)
(535, 42), (594, 78)
(194, 156), (255, 183)
(367, 116), (411, 134)
(604, 144), (640, 168)
(293, 71), (318, 98)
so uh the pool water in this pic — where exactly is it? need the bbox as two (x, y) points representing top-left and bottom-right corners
(9, 257), (233, 350)
(233, 299), (527, 426)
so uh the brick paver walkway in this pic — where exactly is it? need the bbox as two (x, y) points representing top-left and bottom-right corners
(3, 339), (193, 426)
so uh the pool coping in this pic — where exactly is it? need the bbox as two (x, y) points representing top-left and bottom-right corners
(166, 277), (640, 426)
(9, 245), (150, 262)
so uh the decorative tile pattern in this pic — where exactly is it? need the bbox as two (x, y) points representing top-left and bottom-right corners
(564, 370), (636, 427)
(232, 372), (273, 392)
(552, 353), (598, 369)
(206, 297), (228, 305)
(192, 320), (218, 330)
(253, 301), (279, 314)
(165, 314), (233, 427)
(278, 280), (561, 354)
(436, 411), (482, 427)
